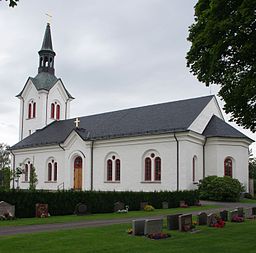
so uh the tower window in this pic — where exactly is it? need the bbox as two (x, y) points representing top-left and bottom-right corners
(51, 102), (61, 120)
(28, 101), (36, 119)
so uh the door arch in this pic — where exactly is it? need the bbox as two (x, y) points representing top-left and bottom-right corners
(74, 156), (82, 190)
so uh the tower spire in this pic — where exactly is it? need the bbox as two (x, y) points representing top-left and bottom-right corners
(38, 23), (56, 75)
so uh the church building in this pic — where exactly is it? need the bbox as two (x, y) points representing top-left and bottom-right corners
(10, 23), (253, 192)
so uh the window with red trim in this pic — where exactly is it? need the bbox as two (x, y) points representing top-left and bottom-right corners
(107, 159), (112, 181)
(145, 157), (151, 181)
(56, 104), (60, 120)
(24, 164), (29, 182)
(54, 162), (58, 181)
(28, 103), (32, 119)
(192, 156), (196, 182)
(224, 158), (232, 177)
(51, 103), (55, 118)
(154, 157), (161, 181)
(115, 159), (120, 181)
(33, 102), (36, 118)
(48, 163), (52, 181)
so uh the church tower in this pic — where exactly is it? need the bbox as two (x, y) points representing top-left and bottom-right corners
(17, 23), (74, 140)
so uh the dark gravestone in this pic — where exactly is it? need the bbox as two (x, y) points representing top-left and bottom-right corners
(197, 212), (207, 225)
(144, 218), (163, 235)
(35, 203), (48, 218)
(167, 213), (182, 230)
(132, 219), (145, 236)
(140, 202), (148, 211)
(0, 201), (15, 218)
(179, 214), (192, 232)
(252, 207), (256, 215)
(220, 210), (228, 221)
(114, 202), (125, 212)
(74, 203), (88, 215)
(162, 202), (169, 209)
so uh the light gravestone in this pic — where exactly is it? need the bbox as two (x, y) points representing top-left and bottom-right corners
(167, 213), (182, 230)
(162, 202), (169, 209)
(207, 213), (217, 226)
(179, 214), (192, 232)
(0, 201), (15, 217)
(132, 219), (145, 236)
(219, 210), (228, 221)
(144, 218), (163, 235)
(114, 202), (125, 212)
(197, 212), (207, 225)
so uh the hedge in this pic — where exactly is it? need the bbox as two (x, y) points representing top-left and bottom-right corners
(0, 189), (199, 218)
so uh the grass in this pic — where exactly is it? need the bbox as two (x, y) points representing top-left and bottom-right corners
(0, 219), (256, 253)
(240, 198), (256, 204)
(0, 205), (218, 227)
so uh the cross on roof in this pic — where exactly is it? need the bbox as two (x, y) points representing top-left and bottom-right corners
(74, 118), (80, 128)
(45, 13), (52, 24)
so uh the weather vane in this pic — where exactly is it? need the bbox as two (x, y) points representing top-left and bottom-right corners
(45, 13), (52, 24)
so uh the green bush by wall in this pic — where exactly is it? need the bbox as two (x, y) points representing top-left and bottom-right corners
(0, 189), (199, 218)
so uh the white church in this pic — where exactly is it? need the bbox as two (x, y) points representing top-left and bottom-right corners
(10, 23), (253, 192)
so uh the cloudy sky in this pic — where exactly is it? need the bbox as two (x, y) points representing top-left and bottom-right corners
(0, 0), (255, 153)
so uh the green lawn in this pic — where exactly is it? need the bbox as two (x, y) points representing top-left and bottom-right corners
(0, 219), (256, 253)
(240, 198), (256, 204)
(0, 205), (218, 227)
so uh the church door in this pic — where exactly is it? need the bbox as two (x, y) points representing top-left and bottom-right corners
(74, 157), (82, 190)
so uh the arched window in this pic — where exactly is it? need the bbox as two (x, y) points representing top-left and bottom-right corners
(48, 163), (52, 181)
(28, 101), (36, 119)
(28, 103), (32, 119)
(47, 159), (58, 182)
(115, 159), (121, 181)
(56, 104), (60, 120)
(23, 160), (32, 182)
(24, 164), (29, 182)
(107, 159), (112, 181)
(145, 157), (151, 181)
(154, 157), (161, 181)
(224, 158), (232, 177)
(51, 103), (55, 118)
(144, 152), (162, 182)
(192, 156), (197, 182)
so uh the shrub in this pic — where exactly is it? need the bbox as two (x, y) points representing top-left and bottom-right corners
(144, 205), (155, 211)
(198, 176), (244, 202)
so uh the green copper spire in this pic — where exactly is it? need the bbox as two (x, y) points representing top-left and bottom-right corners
(38, 23), (56, 75)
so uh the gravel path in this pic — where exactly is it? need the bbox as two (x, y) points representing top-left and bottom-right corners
(0, 201), (255, 236)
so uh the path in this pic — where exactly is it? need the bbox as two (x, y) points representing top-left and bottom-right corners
(0, 201), (255, 236)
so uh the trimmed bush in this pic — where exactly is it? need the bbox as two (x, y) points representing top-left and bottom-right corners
(198, 176), (244, 202)
(0, 189), (199, 218)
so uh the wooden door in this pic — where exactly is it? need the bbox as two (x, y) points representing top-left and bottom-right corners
(74, 157), (82, 190)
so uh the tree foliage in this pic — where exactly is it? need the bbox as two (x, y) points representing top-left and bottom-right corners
(187, 0), (256, 132)
(198, 175), (244, 202)
(1, 0), (19, 7)
(0, 143), (11, 189)
(29, 165), (38, 190)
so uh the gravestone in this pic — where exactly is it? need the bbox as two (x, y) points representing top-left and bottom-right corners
(0, 201), (15, 217)
(140, 202), (148, 211)
(74, 203), (88, 215)
(236, 207), (244, 218)
(252, 207), (256, 215)
(144, 218), (163, 235)
(162, 201), (169, 209)
(179, 214), (192, 232)
(167, 213), (182, 230)
(229, 210), (238, 221)
(207, 213), (217, 226)
(220, 210), (228, 221)
(197, 212), (207, 225)
(35, 203), (48, 218)
(132, 219), (145, 236)
(244, 208), (252, 219)
(179, 200), (188, 208)
(114, 201), (125, 212)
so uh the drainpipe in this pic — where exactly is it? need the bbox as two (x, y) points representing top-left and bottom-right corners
(45, 93), (49, 125)
(203, 137), (207, 179)
(9, 150), (15, 189)
(174, 133), (179, 191)
(65, 100), (68, 120)
(21, 97), (24, 140)
(90, 140), (94, 191)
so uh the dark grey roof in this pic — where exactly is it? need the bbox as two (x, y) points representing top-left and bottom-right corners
(40, 23), (54, 52)
(203, 115), (252, 140)
(11, 95), (215, 150)
(16, 73), (74, 99)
